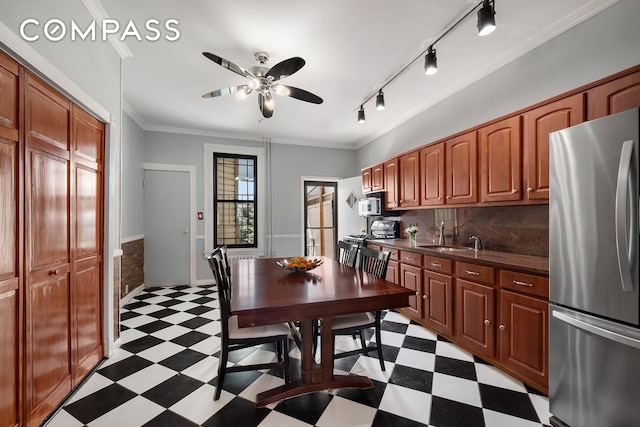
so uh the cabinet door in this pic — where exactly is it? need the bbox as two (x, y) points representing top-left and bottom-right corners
(424, 270), (454, 336)
(420, 142), (445, 206)
(371, 163), (384, 191)
(445, 132), (477, 204)
(522, 94), (584, 201)
(71, 106), (104, 384)
(0, 52), (19, 141)
(384, 159), (399, 209)
(399, 151), (420, 208)
(24, 73), (73, 427)
(499, 290), (548, 390)
(479, 116), (522, 202)
(587, 69), (640, 120)
(361, 168), (372, 193)
(400, 263), (421, 319)
(386, 259), (399, 285)
(456, 278), (495, 357)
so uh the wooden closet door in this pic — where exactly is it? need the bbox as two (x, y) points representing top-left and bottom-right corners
(0, 51), (22, 427)
(71, 105), (104, 383)
(24, 73), (72, 427)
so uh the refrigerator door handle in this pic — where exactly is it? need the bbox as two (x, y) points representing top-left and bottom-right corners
(552, 309), (640, 350)
(615, 139), (636, 292)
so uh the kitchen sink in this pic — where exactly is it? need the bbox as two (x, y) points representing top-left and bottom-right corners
(418, 245), (474, 253)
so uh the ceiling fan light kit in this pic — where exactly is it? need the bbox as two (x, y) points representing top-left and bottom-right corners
(355, 0), (496, 123)
(202, 51), (323, 118)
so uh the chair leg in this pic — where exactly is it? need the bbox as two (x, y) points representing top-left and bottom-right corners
(359, 330), (367, 352)
(375, 315), (385, 371)
(276, 341), (283, 361)
(214, 346), (229, 400)
(283, 338), (290, 383)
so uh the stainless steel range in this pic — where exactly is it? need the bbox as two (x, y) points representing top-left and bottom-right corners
(342, 220), (399, 246)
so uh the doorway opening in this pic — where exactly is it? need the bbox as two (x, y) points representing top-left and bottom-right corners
(303, 181), (337, 258)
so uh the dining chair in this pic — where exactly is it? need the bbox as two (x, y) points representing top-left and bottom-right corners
(207, 249), (291, 400)
(331, 246), (391, 371)
(337, 240), (359, 267)
(216, 244), (231, 280)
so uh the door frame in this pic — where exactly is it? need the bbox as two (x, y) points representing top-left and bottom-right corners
(143, 163), (197, 286)
(301, 177), (339, 256)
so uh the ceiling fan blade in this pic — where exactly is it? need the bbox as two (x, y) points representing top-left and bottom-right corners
(276, 85), (323, 104)
(202, 52), (254, 78)
(258, 93), (274, 118)
(266, 57), (305, 81)
(202, 85), (249, 98)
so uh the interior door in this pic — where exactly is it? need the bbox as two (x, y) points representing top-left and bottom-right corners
(304, 181), (336, 258)
(144, 169), (190, 286)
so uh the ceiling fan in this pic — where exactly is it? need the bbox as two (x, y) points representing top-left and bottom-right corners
(201, 51), (323, 118)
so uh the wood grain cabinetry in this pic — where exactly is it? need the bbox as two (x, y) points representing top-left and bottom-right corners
(362, 163), (385, 193)
(384, 158), (399, 209)
(399, 151), (420, 208)
(455, 262), (496, 357)
(0, 61), (104, 427)
(361, 168), (372, 193)
(445, 131), (478, 204)
(498, 270), (549, 390)
(419, 142), (445, 206)
(522, 94), (584, 201)
(479, 116), (522, 203)
(587, 69), (640, 120)
(422, 256), (454, 336)
(399, 251), (422, 318)
(0, 50), (22, 427)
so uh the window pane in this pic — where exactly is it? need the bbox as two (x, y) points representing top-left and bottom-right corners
(214, 154), (257, 248)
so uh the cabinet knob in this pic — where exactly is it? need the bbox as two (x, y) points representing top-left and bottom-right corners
(49, 269), (59, 276)
(484, 319), (491, 326)
(438, 196), (443, 200)
(511, 188), (518, 194)
(499, 325), (506, 331)
(527, 187), (533, 193)
(446, 195), (451, 199)
(422, 294), (428, 300)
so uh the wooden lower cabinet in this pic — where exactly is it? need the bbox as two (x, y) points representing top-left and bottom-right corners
(423, 270), (454, 336)
(498, 289), (548, 391)
(400, 263), (421, 319)
(455, 278), (496, 358)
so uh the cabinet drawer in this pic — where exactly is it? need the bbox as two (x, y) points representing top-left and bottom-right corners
(456, 262), (495, 285)
(499, 270), (549, 299)
(423, 255), (453, 274)
(399, 250), (423, 267)
(382, 247), (399, 261)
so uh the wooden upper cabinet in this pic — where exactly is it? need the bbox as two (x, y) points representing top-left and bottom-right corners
(371, 162), (384, 192)
(445, 131), (477, 204)
(361, 167), (372, 193)
(479, 116), (522, 203)
(0, 51), (19, 142)
(587, 69), (640, 120)
(522, 94), (584, 201)
(384, 158), (399, 209)
(399, 150), (420, 208)
(420, 142), (445, 206)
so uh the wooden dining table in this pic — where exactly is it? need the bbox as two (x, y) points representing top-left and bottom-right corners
(230, 255), (414, 407)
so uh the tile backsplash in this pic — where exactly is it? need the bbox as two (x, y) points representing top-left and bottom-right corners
(383, 205), (549, 257)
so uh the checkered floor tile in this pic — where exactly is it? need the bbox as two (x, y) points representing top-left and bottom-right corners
(43, 285), (550, 427)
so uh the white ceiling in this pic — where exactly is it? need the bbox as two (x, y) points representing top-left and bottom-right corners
(100, 0), (616, 149)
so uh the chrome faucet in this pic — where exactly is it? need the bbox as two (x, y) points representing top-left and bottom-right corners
(469, 235), (482, 251)
(438, 221), (445, 245)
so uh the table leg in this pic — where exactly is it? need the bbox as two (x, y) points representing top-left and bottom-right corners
(255, 317), (373, 407)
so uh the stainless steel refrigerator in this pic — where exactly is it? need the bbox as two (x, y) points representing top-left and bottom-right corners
(549, 108), (639, 427)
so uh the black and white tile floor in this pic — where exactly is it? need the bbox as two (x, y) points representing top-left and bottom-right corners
(44, 285), (550, 427)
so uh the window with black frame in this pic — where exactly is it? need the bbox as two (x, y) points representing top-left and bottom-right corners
(214, 153), (257, 248)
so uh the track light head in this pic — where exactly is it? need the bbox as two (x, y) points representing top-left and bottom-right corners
(424, 46), (438, 76)
(477, 0), (496, 36)
(376, 90), (385, 110)
(358, 105), (366, 123)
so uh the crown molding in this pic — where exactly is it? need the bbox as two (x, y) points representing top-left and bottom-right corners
(80, 0), (133, 59)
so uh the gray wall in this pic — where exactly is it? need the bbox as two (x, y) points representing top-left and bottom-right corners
(357, 0), (640, 168)
(122, 113), (145, 238)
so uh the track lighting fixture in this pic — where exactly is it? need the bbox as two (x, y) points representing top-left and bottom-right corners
(477, 0), (496, 36)
(424, 46), (438, 75)
(357, 105), (366, 123)
(355, 0), (496, 121)
(376, 90), (385, 110)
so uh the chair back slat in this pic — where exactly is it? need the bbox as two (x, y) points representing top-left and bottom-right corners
(207, 249), (231, 336)
(337, 240), (359, 267)
(357, 247), (391, 279)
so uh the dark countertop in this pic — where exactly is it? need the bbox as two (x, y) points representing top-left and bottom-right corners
(367, 238), (549, 276)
